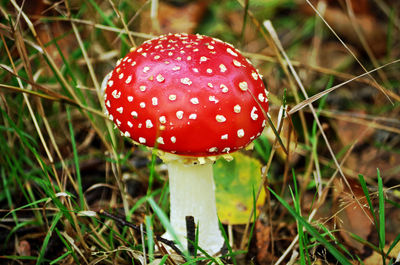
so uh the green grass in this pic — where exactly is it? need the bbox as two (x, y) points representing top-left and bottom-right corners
(1, 0), (400, 264)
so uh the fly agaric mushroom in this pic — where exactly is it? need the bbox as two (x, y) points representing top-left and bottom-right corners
(104, 33), (269, 255)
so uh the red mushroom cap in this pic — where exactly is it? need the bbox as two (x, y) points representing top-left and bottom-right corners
(104, 33), (269, 156)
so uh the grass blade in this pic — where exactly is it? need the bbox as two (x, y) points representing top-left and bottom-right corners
(269, 187), (352, 265)
(66, 106), (85, 210)
(377, 169), (386, 264)
(36, 212), (63, 265)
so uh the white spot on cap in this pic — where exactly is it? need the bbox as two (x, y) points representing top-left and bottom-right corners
(131, 61), (136, 66)
(140, 85), (146, 91)
(200, 56), (208, 62)
(208, 147), (218, 153)
(143, 66), (150, 73)
(112, 90), (121, 98)
(193, 68), (199, 73)
(171, 136), (176, 143)
(262, 119), (266, 127)
(159, 116), (166, 124)
(237, 129), (245, 138)
(209, 147), (218, 153)
(227, 47), (238, 57)
(125, 75), (132, 84)
(156, 137), (164, 144)
(152, 97), (158, 105)
(219, 64), (227, 73)
(189, 113), (197, 119)
(116, 107), (123, 114)
(190, 98), (199, 104)
(140, 102), (146, 108)
(168, 52), (173, 56)
(141, 52), (147, 57)
(154, 55), (160, 60)
(108, 114), (113, 121)
(108, 80), (114, 87)
(221, 134), (228, 140)
(146, 120), (153, 128)
(252, 72), (258, 80)
(169, 94), (177, 101)
(220, 84), (228, 93)
(131, 111), (138, 118)
(139, 137), (146, 143)
(216, 115), (226, 122)
(124, 131), (130, 137)
(176, 111), (184, 119)
(251, 106), (258, 120)
(128, 96), (133, 102)
(137, 47), (143, 52)
(222, 147), (231, 152)
(156, 74), (165, 82)
(206, 68), (213, 74)
(239, 81), (248, 91)
(172, 66), (181, 71)
(234, 104), (241, 113)
(233, 60), (241, 67)
(116, 119), (121, 126)
(209, 96), (219, 103)
(187, 56), (192, 60)
(106, 100), (111, 107)
(119, 73), (124, 79)
(258, 93), (265, 102)
(181, 77), (192, 85)
(127, 121), (133, 127)
(208, 45), (214, 50)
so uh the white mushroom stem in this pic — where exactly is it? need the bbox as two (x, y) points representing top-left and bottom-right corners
(163, 157), (225, 255)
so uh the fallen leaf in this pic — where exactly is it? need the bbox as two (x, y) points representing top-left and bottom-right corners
(362, 239), (400, 265)
(214, 152), (266, 225)
(140, 0), (209, 34)
(255, 219), (271, 263)
(332, 178), (374, 253)
(16, 240), (31, 256)
(300, 3), (387, 56)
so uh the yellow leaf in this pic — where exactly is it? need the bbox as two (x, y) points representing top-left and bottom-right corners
(214, 152), (266, 225)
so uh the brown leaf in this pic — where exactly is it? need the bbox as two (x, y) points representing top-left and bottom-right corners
(325, 0), (371, 15)
(255, 219), (272, 264)
(16, 240), (31, 256)
(141, 1), (209, 34)
(333, 178), (374, 253)
(333, 111), (374, 146)
(300, 3), (387, 56)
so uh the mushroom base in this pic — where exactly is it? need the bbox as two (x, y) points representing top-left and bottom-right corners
(163, 158), (225, 256)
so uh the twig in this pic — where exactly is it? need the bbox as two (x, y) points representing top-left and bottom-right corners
(185, 216), (196, 257)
